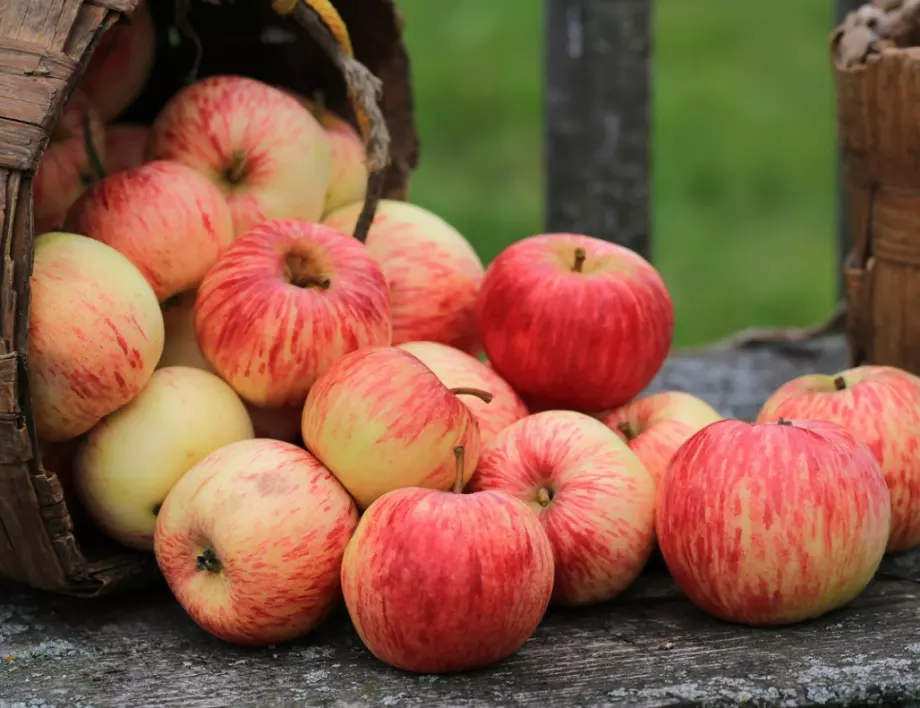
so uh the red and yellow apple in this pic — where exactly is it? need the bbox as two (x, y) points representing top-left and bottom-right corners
(397, 340), (528, 445)
(33, 91), (105, 234)
(103, 124), (150, 175)
(341, 445), (554, 673)
(65, 160), (235, 301)
(74, 366), (254, 550)
(301, 346), (486, 509)
(148, 75), (332, 236)
(288, 94), (367, 216)
(476, 233), (674, 413)
(469, 410), (656, 605)
(155, 439), (358, 646)
(323, 199), (485, 354)
(757, 365), (920, 553)
(598, 391), (722, 491)
(195, 219), (392, 408)
(657, 418), (891, 626)
(77, 0), (156, 121)
(29, 232), (164, 442)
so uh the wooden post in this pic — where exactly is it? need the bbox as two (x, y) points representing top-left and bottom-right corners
(544, 0), (652, 259)
(835, 0), (862, 292)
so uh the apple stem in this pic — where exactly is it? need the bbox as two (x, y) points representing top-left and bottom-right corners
(834, 375), (846, 391)
(776, 418), (793, 426)
(536, 487), (553, 507)
(617, 421), (636, 441)
(195, 547), (222, 574)
(573, 247), (587, 273)
(452, 445), (465, 494)
(225, 149), (247, 184)
(449, 387), (494, 404)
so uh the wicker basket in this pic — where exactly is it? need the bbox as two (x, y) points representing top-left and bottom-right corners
(0, 0), (418, 596)
(832, 2), (920, 373)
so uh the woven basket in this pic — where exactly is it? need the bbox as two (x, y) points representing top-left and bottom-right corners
(0, 0), (418, 596)
(832, 2), (920, 372)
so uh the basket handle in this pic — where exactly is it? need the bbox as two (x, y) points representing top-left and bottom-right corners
(273, 0), (392, 244)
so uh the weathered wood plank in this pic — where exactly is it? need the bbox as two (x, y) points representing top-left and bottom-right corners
(544, 0), (651, 258)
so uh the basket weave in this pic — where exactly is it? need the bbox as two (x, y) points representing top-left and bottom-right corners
(832, 3), (920, 372)
(0, 0), (418, 596)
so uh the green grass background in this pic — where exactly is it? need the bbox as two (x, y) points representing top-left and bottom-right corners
(395, 0), (840, 347)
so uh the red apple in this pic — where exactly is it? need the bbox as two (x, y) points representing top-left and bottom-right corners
(154, 439), (358, 646)
(148, 75), (332, 236)
(195, 219), (392, 408)
(103, 124), (150, 175)
(301, 346), (487, 510)
(323, 200), (485, 354)
(657, 418), (891, 626)
(65, 160), (235, 301)
(341, 445), (554, 673)
(34, 90), (105, 234)
(397, 341), (528, 445)
(757, 365), (920, 553)
(598, 391), (722, 491)
(78, 0), (156, 121)
(476, 233), (674, 413)
(29, 232), (164, 442)
(469, 410), (656, 605)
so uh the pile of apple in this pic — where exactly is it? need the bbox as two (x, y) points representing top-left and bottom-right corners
(28, 0), (920, 675)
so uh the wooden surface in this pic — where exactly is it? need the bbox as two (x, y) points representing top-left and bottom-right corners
(5, 335), (920, 707)
(544, 0), (651, 258)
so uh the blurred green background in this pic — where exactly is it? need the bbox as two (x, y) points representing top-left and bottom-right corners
(396, 0), (840, 347)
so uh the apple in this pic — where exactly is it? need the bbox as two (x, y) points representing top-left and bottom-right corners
(598, 391), (722, 491)
(155, 438), (358, 646)
(65, 160), (235, 301)
(195, 219), (392, 408)
(289, 93), (367, 216)
(397, 340), (528, 445)
(322, 199), (485, 354)
(476, 233), (674, 413)
(468, 410), (656, 605)
(33, 90), (105, 234)
(657, 417), (891, 626)
(78, 0), (156, 121)
(158, 290), (213, 372)
(301, 346), (489, 510)
(341, 444), (554, 673)
(147, 75), (332, 236)
(103, 124), (150, 175)
(73, 366), (254, 550)
(29, 232), (164, 442)
(246, 403), (303, 443)
(757, 365), (920, 553)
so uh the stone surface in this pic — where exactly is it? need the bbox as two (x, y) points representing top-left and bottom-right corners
(5, 334), (920, 708)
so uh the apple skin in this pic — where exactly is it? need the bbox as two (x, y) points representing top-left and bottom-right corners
(598, 391), (722, 491)
(656, 418), (891, 626)
(195, 219), (392, 408)
(341, 483), (554, 673)
(65, 160), (235, 301)
(77, 0), (156, 121)
(301, 346), (482, 510)
(397, 340), (528, 445)
(154, 439), (358, 646)
(34, 91), (106, 234)
(476, 233), (674, 413)
(323, 199), (485, 354)
(757, 365), (920, 553)
(148, 75), (332, 236)
(103, 124), (150, 175)
(73, 366), (254, 550)
(28, 233), (164, 442)
(469, 410), (656, 605)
